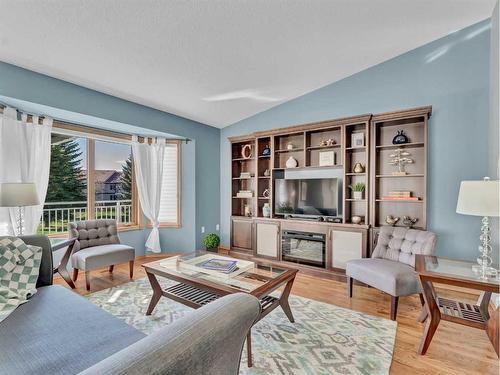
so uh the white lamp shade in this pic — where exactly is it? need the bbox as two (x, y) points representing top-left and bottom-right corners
(456, 180), (500, 217)
(0, 183), (40, 207)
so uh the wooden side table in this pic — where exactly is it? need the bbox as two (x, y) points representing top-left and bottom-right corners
(50, 237), (77, 289)
(416, 255), (500, 356)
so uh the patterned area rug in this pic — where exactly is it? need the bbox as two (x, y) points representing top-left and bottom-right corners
(86, 278), (396, 375)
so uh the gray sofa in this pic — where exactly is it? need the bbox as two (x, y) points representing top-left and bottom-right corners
(0, 235), (260, 375)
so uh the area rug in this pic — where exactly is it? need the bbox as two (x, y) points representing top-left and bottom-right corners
(86, 278), (396, 375)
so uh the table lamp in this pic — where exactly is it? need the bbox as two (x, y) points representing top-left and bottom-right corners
(456, 177), (500, 279)
(0, 183), (40, 235)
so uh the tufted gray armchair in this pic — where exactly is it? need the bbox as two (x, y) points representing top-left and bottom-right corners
(69, 219), (135, 291)
(346, 226), (437, 320)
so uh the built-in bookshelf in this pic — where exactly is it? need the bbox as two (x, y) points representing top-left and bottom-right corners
(256, 137), (272, 217)
(231, 138), (256, 217)
(370, 107), (431, 230)
(343, 122), (369, 225)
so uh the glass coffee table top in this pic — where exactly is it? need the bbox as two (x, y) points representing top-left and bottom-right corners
(419, 255), (500, 286)
(145, 251), (292, 294)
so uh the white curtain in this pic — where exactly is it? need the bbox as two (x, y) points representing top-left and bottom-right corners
(132, 135), (165, 253)
(0, 107), (53, 235)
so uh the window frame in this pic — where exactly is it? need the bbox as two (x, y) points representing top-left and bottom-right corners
(48, 122), (144, 237)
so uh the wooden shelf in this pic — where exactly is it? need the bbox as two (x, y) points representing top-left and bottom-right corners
(275, 148), (304, 153)
(258, 155), (271, 159)
(345, 146), (366, 151)
(258, 197), (270, 200)
(376, 174), (424, 178)
(258, 176), (270, 179)
(232, 196), (254, 199)
(306, 145), (341, 151)
(273, 165), (343, 171)
(232, 157), (255, 161)
(375, 142), (424, 150)
(345, 173), (366, 176)
(345, 199), (366, 202)
(232, 177), (254, 180)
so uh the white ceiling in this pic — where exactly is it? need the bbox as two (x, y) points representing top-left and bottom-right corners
(0, 1), (495, 128)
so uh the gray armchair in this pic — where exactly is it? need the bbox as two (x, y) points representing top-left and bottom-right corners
(69, 219), (135, 291)
(346, 226), (437, 320)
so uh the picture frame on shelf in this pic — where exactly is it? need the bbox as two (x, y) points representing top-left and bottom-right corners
(351, 132), (365, 148)
(319, 151), (335, 166)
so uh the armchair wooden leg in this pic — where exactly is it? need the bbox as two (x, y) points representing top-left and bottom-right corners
(390, 296), (399, 321)
(129, 260), (134, 279)
(73, 268), (79, 281)
(109, 265), (114, 273)
(85, 271), (91, 291)
(347, 277), (353, 298)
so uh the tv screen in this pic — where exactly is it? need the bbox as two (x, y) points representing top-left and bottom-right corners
(274, 178), (342, 218)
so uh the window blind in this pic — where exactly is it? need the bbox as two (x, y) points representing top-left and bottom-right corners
(158, 143), (179, 223)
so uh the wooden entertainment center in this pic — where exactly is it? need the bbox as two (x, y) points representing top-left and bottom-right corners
(228, 106), (431, 279)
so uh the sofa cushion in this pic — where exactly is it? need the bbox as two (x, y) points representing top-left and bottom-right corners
(0, 285), (145, 375)
(72, 244), (135, 271)
(346, 258), (420, 296)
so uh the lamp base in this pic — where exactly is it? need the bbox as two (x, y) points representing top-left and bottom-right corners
(472, 264), (498, 279)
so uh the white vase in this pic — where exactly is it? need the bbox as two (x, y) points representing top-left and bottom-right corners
(262, 203), (271, 218)
(353, 191), (363, 200)
(286, 156), (298, 168)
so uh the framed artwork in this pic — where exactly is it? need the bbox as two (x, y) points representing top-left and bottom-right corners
(351, 132), (365, 148)
(319, 151), (335, 166)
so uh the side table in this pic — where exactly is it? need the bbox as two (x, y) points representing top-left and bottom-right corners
(416, 255), (499, 356)
(50, 237), (77, 289)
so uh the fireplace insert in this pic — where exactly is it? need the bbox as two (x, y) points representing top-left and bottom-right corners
(281, 230), (326, 268)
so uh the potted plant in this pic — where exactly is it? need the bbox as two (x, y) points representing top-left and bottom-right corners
(349, 182), (365, 200)
(204, 233), (220, 253)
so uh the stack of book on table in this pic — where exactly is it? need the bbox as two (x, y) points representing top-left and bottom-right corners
(197, 258), (238, 274)
(382, 190), (420, 201)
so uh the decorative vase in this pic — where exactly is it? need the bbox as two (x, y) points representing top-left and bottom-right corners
(244, 204), (252, 217)
(353, 163), (364, 173)
(262, 145), (271, 156)
(262, 203), (271, 218)
(392, 130), (409, 145)
(286, 156), (298, 168)
(263, 169), (270, 177)
(351, 216), (362, 224)
(286, 143), (294, 150)
(353, 191), (363, 200)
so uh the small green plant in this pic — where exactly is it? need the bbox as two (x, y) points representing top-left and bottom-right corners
(204, 233), (220, 249)
(348, 182), (365, 192)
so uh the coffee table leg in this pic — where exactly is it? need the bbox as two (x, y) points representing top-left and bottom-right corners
(280, 277), (295, 323)
(146, 272), (163, 316)
(418, 278), (441, 355)
(246, 330), (253, 367)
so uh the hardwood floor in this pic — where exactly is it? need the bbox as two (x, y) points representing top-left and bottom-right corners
(54, 255), (499, 375)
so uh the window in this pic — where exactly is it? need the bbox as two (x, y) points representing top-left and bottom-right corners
(40, 126), (141, 236)
(157, 141), (180, 227)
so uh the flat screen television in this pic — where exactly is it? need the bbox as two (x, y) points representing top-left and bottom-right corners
(274, 178), (342, 218)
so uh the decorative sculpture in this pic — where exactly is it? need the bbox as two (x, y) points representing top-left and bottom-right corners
(389, 148), (413, 176)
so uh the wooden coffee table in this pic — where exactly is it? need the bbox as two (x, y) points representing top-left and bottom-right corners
(142, 252), (298, 367)
(416, 255), (500, 356)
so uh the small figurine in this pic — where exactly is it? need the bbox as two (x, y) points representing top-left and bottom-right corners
(319, 140), (328, 147)
(402, 216), (418, 228)
(392, 130), (409, 145)
(353, 163), (365, 174)
(385, 215), (400, 226)
(326, 138), (336, 146)
(263, 169), (270, 177)
(286, 143), (294, 150)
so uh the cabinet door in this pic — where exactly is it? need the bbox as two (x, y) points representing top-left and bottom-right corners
(256, 222), (279, 258)
(331, 230), (363, 269)
(231, 218), (253, 251)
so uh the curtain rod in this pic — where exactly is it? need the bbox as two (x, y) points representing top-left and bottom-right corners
(0, 102), (192, 143)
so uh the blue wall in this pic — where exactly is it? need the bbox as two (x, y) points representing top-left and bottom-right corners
(220, 20), (494, 263)
(0, 62), (220, 254)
